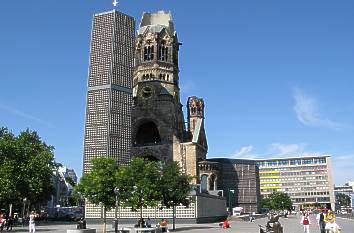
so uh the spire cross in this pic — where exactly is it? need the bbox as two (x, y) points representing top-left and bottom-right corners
(113, 0), (118, 7)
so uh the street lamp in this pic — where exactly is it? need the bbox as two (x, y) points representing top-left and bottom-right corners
(114, 188), (120, 233)
(22, 198), (27, 226)
(228, 188), (234, 215)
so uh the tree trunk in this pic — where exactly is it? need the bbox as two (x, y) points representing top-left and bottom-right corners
(172, 205), (176, 230)
(103, 206), (107, 233)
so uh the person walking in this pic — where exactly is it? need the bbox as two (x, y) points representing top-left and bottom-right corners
(325, 216), (341, 233)
(316, 209), (326, 233)
(29, 212), (36, 233)
(300, 213), (311, 233)
(6, 215), (14, 231)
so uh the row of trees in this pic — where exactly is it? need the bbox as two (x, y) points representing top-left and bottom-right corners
(76, 157), (192, 233)
(261, 192), (293, 210)
(0, 127), (55, 212)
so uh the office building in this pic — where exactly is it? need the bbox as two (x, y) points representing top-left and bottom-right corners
(257, 155), (335, 210)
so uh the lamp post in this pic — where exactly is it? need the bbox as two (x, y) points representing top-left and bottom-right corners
(114, 188), (120, 233)
(22, 198), (27, 226)
(228, 188), (234, 215)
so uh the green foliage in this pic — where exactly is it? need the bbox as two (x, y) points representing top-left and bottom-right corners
(159, 161), (192, 208)
(0, 127), (55, 209)
(68, 189), (84, 207)
(261, 197), (272, 209)
(65, 176), (76, 187)
(159, 161), (192, 230)
(77, 156), (193, 231)
(115, 157), (161, 211)
(336, 193), (351, 206)
(76, 157), (118, 210)
(76, 157), (118, 233)
(262, 192), (292, 210)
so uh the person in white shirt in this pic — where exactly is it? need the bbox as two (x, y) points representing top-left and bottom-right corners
(325, 216), (341, 233)
(316, 209), (326, 233)
(300, 213), (311, 233)
(29, 212), (36, 233)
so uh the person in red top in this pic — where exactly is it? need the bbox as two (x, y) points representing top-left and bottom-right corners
(159, 219), (169, 232)
(0, 214), (5, 232)
(222, 219), (230, 228)
(300, 213), (311, 233)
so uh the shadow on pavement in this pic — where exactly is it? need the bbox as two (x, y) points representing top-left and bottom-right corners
(172, 226), (217, 231)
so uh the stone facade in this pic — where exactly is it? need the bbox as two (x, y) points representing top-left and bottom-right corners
(131, 11), (207, 182)
(130, 12), (261, 213)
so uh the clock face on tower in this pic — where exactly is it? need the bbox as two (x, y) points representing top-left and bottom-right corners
(140, 85), (154, 99)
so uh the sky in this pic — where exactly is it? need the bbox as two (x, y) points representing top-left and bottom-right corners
(0, 0), (354, 185)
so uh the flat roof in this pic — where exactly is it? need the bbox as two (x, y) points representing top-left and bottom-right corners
(255, 154), (331, 161)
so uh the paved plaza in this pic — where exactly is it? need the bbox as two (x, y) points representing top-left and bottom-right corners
(4, 215), (354, 233)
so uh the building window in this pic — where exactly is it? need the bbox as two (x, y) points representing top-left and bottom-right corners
(158, 45), (168, 62)
(143, 46), (154, 61)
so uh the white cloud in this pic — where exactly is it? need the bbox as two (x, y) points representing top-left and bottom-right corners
(0, 103), (52, 127)
(270, 143), (305, 156)
(268, 143), (322, 158)
(293, 88), (343, 130)
(180, 81), (196, 95)
(232, 145), (259, 159)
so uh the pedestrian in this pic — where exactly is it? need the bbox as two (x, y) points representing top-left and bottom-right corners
(325, 216), (340, 233)
(159, 218), (169, 232)
(0, 214), (5, 232)
(222, 218), (230, 228)
(6, 215), (14, 231)
(146, 217), (151, 228)
(325, 210), (336, 222)
(316, 209), (326, 233)
(300, 213), (311, 233)
(29, 212), (36, 233)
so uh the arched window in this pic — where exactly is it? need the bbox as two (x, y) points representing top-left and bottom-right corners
(135, 121), (161, 145)
(144, 46), (154, 61)
(201, 174), (208, 192)
(158, 45), (168, 62)
(209, 174), (216, 191)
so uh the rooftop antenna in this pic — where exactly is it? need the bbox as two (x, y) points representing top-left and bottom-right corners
(113, 0), (118, 7)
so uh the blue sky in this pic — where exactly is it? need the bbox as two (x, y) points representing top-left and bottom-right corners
(1, 0), (353, 184)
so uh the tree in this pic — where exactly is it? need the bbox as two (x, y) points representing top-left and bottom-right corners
(115, 157), (161, 226)
(261, 197), (272, 209)
(267, 192), (292, 210)
(336, 193), (351, 207)
(0, 127), (55, 212)
(76, 157), (118, 233)
(159, 161), (192, 230)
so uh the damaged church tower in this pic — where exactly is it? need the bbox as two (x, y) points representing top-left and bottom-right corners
(132, 11), (208, 182)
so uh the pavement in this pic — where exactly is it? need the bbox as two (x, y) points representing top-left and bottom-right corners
(3, 214), (354, 233)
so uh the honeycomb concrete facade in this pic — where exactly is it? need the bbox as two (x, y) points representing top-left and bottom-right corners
(199, 159), (261, 213)
(83, 10), (135, 173)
